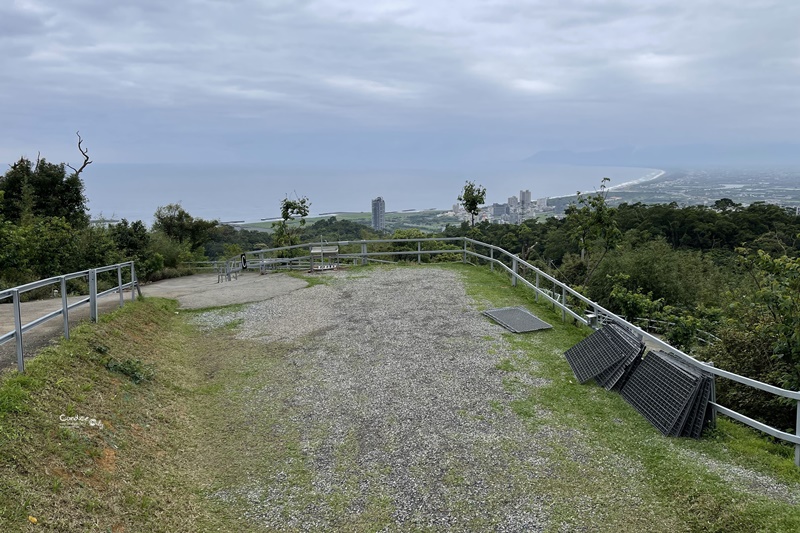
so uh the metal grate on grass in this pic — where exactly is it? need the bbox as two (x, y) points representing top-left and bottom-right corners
(563, 324), (643, 384)
(659, 351), (715, 438)
(483, 307), (553, 333)
(620, 351), (702, 437)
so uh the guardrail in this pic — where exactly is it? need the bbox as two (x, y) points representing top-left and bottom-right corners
(0, 261), (138, 373)
(232, 237), (800, 465)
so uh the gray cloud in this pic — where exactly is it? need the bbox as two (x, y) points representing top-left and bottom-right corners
(1, 0), (798, 165)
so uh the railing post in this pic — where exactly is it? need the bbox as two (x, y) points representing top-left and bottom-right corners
(417, 241), (421, 264)
(61, 277), (70, 339)
(309, 245), (315, 272)
(117, 265), (124, 307)
(561, 284), (567, 322)
(535, 272), (540, 302)
(795, 400), (800, 467)
(463, 239), (467, 263)
(89, 269), (98, 322)
(130, 262), (137, 301)
(512, 257), (518, 287)
(13, 289), (24, 373)
(707, 361), (717, 428)
(361, 242), (367, 265)
(490, 248), (494, 271)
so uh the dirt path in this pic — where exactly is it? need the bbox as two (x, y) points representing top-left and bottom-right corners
(0, 271), (307, 373)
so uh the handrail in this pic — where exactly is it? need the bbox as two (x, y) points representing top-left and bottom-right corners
(1, 261), (137, 372)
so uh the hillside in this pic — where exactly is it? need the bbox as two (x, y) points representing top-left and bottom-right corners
(2, 264), (799, 531)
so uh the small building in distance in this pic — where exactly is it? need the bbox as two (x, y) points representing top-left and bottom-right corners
(372, 196), (386, 231)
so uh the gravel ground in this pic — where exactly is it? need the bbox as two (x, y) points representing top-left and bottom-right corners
(193, 266), (800, 530)
(199, 267), (560, 530)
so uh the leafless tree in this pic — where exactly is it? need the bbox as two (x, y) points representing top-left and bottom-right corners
(66, 131), (92, 177)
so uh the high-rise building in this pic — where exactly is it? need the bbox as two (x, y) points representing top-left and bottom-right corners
(371, 196), (385, 231)
(519, 190), (532, 207)
(508, 196), (519, 208)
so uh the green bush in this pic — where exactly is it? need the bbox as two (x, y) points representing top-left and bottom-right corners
(701, 319), (795, 431)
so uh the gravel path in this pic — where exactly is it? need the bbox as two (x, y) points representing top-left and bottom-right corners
(199, 267), (561, 530)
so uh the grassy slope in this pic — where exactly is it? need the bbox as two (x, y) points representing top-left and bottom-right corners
(1, 264), (799, 531)
(457, 264), (800, 532)
(0, 299), (242, 532)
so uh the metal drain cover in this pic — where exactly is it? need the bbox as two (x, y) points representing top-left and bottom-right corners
(483, 307), (552, 333)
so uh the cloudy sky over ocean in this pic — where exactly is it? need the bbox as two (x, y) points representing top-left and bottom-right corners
(2, 1), (798, 220)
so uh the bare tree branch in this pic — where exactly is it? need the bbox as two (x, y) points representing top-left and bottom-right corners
(66, 131), (92, 176)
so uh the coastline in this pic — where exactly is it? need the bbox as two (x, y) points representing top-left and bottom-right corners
(548, 168), (665, 200)
(606, 169), (666, 191)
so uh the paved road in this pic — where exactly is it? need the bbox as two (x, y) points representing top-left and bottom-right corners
(0, 271), (307, 373)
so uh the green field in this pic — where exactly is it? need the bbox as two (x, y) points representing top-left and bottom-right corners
(242, 209), (462, 234)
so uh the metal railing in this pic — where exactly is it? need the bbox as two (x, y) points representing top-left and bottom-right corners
(233, 237), (800, 465)
(0, 261), (138, 373)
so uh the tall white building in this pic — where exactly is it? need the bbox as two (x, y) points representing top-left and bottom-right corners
(519, 190), (532, 207)
(372, 197), (386, 231)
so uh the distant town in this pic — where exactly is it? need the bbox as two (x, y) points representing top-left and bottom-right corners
(238, 166), (800, 234)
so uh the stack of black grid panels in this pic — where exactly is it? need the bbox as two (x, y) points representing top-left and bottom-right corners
(620, 350), (714, 438)
(563, 323), (644, 390)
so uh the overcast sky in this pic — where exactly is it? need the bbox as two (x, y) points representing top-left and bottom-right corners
(2, 0), (799, 168)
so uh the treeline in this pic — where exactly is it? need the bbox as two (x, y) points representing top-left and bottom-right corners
(0, 156), (229, 289)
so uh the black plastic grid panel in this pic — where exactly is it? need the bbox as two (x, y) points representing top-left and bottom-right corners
(682, 377), (712, 439)
(563, 324), (644, 384)
(483, 307), (553, 333)
(594, 324), (644, 390)
(563, 326), (626, 383)
(595, 349), (642, 391)
(668, 381), (700, 437)
(606, 323), (642, 351)
(620, 351), (701, 436)
(659, 352), (714, 439)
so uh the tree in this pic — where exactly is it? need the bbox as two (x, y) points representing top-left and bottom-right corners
(564, 177), (620, 286)
(110, 219), (150, 260)
(0, 133), (90, 228)
(0, 158), (88, 228)
(698, 248), (800, 429)
(272, 196), (310, 249)
(152, 203), (217, 252)
(458, 181), (486, 226)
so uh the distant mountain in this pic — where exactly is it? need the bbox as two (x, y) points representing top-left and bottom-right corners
(523, 144), (800, 167)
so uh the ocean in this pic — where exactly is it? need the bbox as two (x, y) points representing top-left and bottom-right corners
(82, 163), (661, 225)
